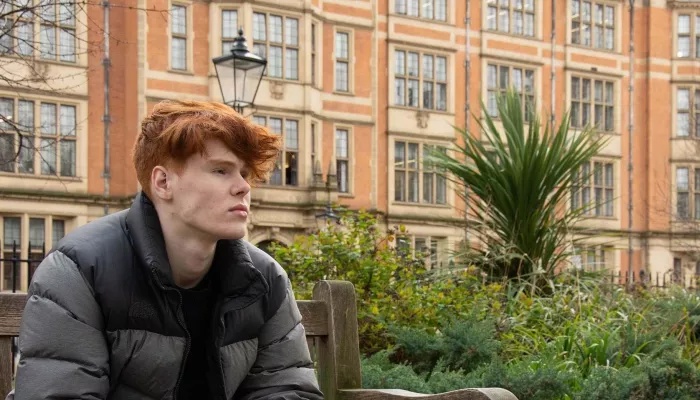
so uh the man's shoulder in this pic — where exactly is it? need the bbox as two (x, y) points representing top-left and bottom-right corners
(52, 209), (131, 267)
(243, 241), (286, 279)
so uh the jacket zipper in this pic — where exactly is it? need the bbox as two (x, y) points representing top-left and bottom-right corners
(152, 267), (191, 400)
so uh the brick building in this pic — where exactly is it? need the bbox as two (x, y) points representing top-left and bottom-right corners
(1, 0), (699, 291)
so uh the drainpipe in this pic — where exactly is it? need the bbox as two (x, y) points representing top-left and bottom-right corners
(550, 0), (555, 123)
(102, 0), (111, 215)
(463, 0), (471, 243)
(627, 0), (636, 285)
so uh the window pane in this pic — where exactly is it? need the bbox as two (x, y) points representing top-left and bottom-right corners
(594, 81), (603, 102)
(605, 28), (613, 50)
(335, 32), (348, 59)
(582, 79), (591, 100)
(285, 120), (298, 149)
(40, 103), (56, 135)
(253, 43), (266, 59)
(436, 175), (446, 204)
(253, 116), (266, 126)
(336, 61), (349, 91)
(222, 10), (238, 39)
(18, 135), (33, 173)
(423, 172), (433, 203)
(437, 83), (447, 111)
(408, 80), (419, 107)
(60, 139), (75, 177)
(678, 168), (689, 190)
(40, 25), (56, 59)
(268, 46), (283, 77)
(679, 193), (690, 218)
(0, 134), (13, 172)
(60, 28), (75, 62)
(395, 78), (405, 106)
(422, 0), (433, 19)
(435, 0), (446, 21)
(171, 37), (186, 70)
(678, 113), (690, 137)
(679, 15), (691, 34)
(605, 163), (613, 186)
(436, 57), (446, 81)
(269, 118), (282, 134)
(423, 55), (433, 79)
(487, 7), (497, 30)
(253, 13), (266, 41)
(407, 143), (418, 169)
(337, 160), (348, 193)
(423, 82), (434, 109)
(40, 138), (56, 175)
(60, 105), (76, 136)
(3, 217), (21, 249)
(17, 22), (33, 56)
(285, 151), (297, 186)
(696, 194), (700, 220)
(408, 171), (418, 202)
(605, 82), (614, 104)
(395, 171), (405, 201)
(407, 52), (419, 76)
(285, 48), (298, 79)
(171, 5), (186, 35)
(395, 51), (405, 75)
(0, 18), (12, 54)
(499, 66), (509, 89)
(18, 100), (34, 131)
(679, 88), (690, 110)
(336, 129), (348, 158)
(678, 37), (690, 57)
(269, 15), (283, 44)
(487, 65), (497, 89)
(52, 220), (65, 248)
(285, 18), (298, 46)
(525, 70), (534, 93)
(499, 8), (509, 32)
(408, 0), (419, 17)
(488, 91), (498, 116)
(395, 141), (405, 168)
(29, 218), (44, 250)
(396, 0), (407, 15)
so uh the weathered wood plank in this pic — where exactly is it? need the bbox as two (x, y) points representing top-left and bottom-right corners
(297, 300), (328, 336)
(339, 389), (519, 400)
(0, 294), (26, 336)
(0, 337), (13, 398)
(313, 280), (363, 400)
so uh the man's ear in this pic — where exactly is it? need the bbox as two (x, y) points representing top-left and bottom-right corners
(151, 166), (173, 201)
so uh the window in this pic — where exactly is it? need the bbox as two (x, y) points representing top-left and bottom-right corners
(0, 0), (76, 62)
(0, 98), (76, 177)
(171, 4), (187, 70)
(0, 215), (66, 291)
(675, 166), (700, 220)
(486, 0), (535, 37)
(252, 12), (299, 80)
(311, 23), (317, 86)
(335, 31), (350, 92)
(573, 245), (614, 271)
(676, 87), (700, 137)
(673, 257), (682, 283)
(570, 76), (615, 132)
(336, 129), (349, 193)
(221, 9), (238, 55)
(486, 63), (535, 120)
(395, 50), (447, 111)
(571, 0), (615, 50)
(571, 160), (614, 217)
(394, 141), (447, 205)
(254, 116), (298, 186)
(676, 13), (700, 58)
(405, 235), (447, 269)
(2, 216), (21, 291)
(396, 0), (447, 21)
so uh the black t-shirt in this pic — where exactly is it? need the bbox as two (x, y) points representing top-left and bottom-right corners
(177, 273), (216, 399)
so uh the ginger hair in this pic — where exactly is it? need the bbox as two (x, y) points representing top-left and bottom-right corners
(132, 100), (281, 197)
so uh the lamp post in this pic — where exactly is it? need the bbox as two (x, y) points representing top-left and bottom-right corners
(212, 29), (267, 114)
(315, 196), (340, 229)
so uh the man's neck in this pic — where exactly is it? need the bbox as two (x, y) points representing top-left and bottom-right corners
(159, 217), (217, 289)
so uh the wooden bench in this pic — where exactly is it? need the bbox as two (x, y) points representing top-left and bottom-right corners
(0, 280), (518, 400)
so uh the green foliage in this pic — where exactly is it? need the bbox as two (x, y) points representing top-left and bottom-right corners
(428, 90), (607, 280)
(269, 208), (483, 354)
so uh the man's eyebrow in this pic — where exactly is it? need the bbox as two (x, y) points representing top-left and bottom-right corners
(207, 158), (239, 166)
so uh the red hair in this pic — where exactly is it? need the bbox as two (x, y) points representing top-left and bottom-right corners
(132, 100), (281, 197)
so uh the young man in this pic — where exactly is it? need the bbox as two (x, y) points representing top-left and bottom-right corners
(8, 101), (324, 399)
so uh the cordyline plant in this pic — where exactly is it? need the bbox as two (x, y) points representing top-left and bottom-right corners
(428, 90), (607, 282)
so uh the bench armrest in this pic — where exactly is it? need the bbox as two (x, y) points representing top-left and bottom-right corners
(338, 388), (518, 400)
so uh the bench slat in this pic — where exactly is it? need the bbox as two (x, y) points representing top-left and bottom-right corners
(0, 295), (329, 338)
(0, 294), (26, 336)
(297, 300), (328, 336)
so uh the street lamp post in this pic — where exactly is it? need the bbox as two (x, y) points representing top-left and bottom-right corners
(212, 29), (267, 114)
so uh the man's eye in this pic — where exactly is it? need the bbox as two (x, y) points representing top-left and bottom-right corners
(214, 169), (226, 175)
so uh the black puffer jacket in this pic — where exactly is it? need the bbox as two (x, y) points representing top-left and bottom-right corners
(7, 192), (323, 400)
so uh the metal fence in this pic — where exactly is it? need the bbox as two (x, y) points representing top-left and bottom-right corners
(0, 240), (46, 293)
(607, 270), (700, 290)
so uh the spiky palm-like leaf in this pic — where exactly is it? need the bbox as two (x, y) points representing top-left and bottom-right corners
(429, 90), (607, 279)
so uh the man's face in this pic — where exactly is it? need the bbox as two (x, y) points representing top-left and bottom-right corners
(158, 139), (251, 241)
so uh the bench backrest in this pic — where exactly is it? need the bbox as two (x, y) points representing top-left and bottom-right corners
(0, 280), (361, 400)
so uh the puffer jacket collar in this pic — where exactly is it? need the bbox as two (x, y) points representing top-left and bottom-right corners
(125, 191), (269, 298)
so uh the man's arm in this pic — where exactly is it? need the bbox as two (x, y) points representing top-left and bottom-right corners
(236, 274), (324, 400)
(11, 251), (110, 400)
